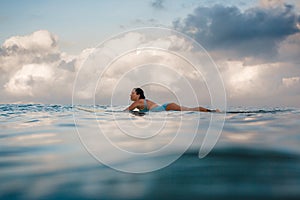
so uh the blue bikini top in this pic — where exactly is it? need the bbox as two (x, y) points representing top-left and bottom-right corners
(139, 99), (149, 112)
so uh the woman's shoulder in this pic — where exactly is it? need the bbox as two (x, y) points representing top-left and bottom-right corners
(145, 99), (157, 105)
(136, 99), (146, 104)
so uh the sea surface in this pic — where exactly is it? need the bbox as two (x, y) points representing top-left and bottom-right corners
(0, 104), (300, 200)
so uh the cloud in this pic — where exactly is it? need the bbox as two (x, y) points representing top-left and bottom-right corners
(282, 76), (300, 88)
(219, 60), (300, 106)
(259, 0), (300, 10)
(3, 30), (57, 52)
(278, 33), (300, 63)
(1, 30), (212, 105)
(171, 2), (300, 107)
(173, 4), (300, 62)
(0, 30), (87, 104)
(1, 26), (300, 107)
(73, 31), (214, 106)
(4, 63), (54, 96)
(151, 0), (165, 10)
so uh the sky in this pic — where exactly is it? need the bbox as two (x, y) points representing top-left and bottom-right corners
(0, 0), (300, 107)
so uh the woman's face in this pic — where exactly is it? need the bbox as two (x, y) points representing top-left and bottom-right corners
(130, 89), (139, 101)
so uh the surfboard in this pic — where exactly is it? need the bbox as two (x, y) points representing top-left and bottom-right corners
(75, 106), (104, 113)
(129, 110), (146, 116)
(76, 106), (145, 116)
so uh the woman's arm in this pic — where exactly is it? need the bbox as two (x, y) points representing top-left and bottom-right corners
(124, 101), (141, 111)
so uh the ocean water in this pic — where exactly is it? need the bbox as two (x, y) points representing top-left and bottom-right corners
(0, 104), (300, 199)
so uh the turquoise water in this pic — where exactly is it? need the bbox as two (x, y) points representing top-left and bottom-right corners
(1, 104), (300, 199)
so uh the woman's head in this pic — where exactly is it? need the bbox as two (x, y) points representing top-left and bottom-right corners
(131, 88), (145, 101)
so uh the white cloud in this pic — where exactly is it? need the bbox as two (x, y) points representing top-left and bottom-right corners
(282, 77), (300, 88)
(0, 30), (86, 103)
(278, 33), (300, 63)
(259, 0), (285, 8)
(226, 61), (259, 97)
(4, 64), (54, 96)
(3, 30), (58, 52)
(259, 0), (300, 10)
(1, 29), (300, 107)
(73, 31), (217, 106)
(217, 59), (300, 106)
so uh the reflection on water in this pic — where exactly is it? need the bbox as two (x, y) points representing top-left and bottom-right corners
(0, 104), (300, 199)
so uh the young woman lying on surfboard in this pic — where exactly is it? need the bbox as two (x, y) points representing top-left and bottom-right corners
(124, 88), (220, 113)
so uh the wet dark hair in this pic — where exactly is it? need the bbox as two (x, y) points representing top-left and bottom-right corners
(134, 88), (145, 99)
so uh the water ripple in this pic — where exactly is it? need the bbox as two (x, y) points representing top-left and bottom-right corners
(0, 104), (300, 199)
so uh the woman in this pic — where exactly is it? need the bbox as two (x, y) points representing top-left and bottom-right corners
(125, 88), (220, 112)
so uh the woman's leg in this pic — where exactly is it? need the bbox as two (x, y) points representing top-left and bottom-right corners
(165, 103), (212, 112)
(165, 103), (182, 111)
